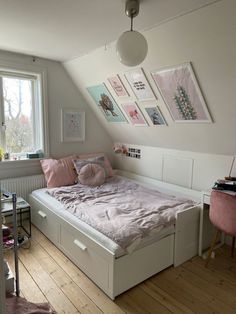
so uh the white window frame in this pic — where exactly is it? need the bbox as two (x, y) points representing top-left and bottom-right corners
(0, 63), (49, 160)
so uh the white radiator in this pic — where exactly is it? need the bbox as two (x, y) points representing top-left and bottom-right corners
(1, 174), (46, 201)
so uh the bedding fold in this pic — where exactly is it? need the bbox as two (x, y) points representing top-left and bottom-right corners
(47, 176), (195, 251)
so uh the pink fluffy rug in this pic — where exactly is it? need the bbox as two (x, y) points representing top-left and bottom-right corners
(6, 294), (57, 314)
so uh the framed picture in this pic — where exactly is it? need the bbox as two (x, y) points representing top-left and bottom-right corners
(61, 109), (85, 142)
(87, 84), (127, 123)
(144, 106), (167, 126)
(121, 102), (148, 126)
(151, 62), (212, 122)
(107, 75), (129, 97)
(125, 68), (156, 101)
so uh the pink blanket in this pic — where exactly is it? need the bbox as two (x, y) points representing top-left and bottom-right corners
(47, 176), (195, 250)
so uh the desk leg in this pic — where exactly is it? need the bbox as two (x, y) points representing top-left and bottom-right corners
(198, 206), (204, 256)
(29, 208), (31, 238)
(20, 208), (22, 229)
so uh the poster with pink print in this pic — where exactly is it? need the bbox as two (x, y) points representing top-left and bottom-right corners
(121, 102), (148, 126)
(151, 62), (212, 123)
(107, 75), (129, 97)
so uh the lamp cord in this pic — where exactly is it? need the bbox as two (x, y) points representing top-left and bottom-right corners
(130, 16), (133, 31)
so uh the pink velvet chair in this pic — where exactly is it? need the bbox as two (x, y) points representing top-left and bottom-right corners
(205, 190), (236, 266)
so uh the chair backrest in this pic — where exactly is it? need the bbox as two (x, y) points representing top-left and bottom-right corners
(210, 190), (236, 236)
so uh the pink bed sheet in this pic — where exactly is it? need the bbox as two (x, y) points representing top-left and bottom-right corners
(47, 176), (195, 250)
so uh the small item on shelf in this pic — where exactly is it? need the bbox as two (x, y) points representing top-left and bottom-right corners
(0, 147), (4, 161)
(18, 235), (27, 245)
(27, 153), (39, 159)
(3, 233), (30, 250)
(18, 235), (25, 244)
(1, 190), (12, 203)
(216, 179), (236, 185)
(2, 219), (30, 250)
(3, 238), (14, 250)
(3, 191), (11, 198)
(36, 149), (44, 158)
(2, 224), (11, 237)
(224, 176), (236, 181)
(4, 152), (10, 160)
(213, 180), (236, 192)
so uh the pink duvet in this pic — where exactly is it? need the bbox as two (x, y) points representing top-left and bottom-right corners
(47, 176), (195, 250)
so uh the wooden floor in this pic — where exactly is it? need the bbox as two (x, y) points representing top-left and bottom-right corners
(4, 225), (236, 314)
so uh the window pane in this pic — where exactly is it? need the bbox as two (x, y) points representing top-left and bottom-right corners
(3, 77), (34, 154)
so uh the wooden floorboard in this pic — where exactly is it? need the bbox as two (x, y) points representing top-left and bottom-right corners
(4, 225), (236, 314)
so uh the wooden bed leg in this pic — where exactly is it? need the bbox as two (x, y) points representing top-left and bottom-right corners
(205, 229), (220, 268)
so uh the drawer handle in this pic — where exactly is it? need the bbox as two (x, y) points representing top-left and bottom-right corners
(73, 239), (87, 251)
(38, 210), (47, 218)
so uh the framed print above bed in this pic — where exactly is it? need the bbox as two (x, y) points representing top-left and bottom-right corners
(107, 75), (129, 97)
(144, 106), (167, 126)
(87, 84), (127, 123)
(121, 102), (148, 126)
(151, 62), (212, 123)
(125, 68), (156, 101)
(61, 109), (85, 142)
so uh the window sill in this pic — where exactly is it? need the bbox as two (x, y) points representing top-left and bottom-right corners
(0, 158), (43, 179)
(0, 158), (43, 166)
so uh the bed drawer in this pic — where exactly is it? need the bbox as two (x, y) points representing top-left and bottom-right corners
(60, 222), (109, 291)
(31, 204), (59, 243)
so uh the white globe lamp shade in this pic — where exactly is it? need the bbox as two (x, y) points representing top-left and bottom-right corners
(116, 30), (148, 66)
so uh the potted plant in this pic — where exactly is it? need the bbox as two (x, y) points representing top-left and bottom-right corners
(0, 147), (4, 161)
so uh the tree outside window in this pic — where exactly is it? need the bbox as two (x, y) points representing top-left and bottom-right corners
(0, 69), (46, 160)
(3, 77), (34, 154)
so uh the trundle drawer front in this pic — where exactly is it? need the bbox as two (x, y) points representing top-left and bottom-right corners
(60, 224), (109, 290)
(32, 206), (59, 243)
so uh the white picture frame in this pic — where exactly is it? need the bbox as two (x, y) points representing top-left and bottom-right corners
(144, 105), (167, 126)
(125, 68), (156, 101)
(87, 84), (127, 123)
(121, 102), (148, 127)
(107, 74), (129, 97)
(151, 62), (212, 123)
(61, 109), (85, 142)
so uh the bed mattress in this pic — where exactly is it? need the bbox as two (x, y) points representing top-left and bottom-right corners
(31, 188), (175, 257)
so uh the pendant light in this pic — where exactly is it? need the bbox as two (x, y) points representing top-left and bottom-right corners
(116, 0), (148, 67)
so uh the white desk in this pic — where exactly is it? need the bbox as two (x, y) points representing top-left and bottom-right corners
(199, 190), (224, 257)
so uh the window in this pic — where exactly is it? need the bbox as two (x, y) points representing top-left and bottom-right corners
(0, 69), (47, 160)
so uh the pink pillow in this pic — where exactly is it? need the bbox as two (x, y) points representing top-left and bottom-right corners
(78, 152), (113, 177)
(40, 155), (77, 188)
(73, 156), (108, 177)
(79, 163), (106, 186)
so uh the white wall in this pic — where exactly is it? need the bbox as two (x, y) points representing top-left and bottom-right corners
(0, 50), (113, 179)
(113, 143), (236, 191)
(63, 0), (236, 156)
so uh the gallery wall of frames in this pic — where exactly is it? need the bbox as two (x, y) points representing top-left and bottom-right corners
(86, 62), (212, 129)
(64, 1), (236, 156)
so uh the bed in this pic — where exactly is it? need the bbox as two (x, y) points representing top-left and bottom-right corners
(29, 170), (201, 299)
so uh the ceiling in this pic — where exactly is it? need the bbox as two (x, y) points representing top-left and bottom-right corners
(0, 0), (219, 62)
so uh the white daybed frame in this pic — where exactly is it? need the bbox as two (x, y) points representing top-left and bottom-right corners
(29, 170), (201, 300)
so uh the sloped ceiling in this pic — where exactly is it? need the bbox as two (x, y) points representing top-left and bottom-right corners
(0, 0), (219, 61)
(63, 0), (236, 155)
